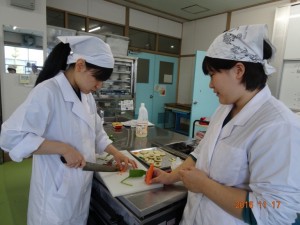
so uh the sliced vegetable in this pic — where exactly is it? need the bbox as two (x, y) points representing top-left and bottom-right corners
(120, 169), (146, 186)
(118, 164), (126, 173)
(129, 169), (146, 177)
(145, 163), (154, 185)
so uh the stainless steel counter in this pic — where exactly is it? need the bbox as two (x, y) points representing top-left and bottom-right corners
(89, 124), (191, 224)
(117, 182), (187, 217)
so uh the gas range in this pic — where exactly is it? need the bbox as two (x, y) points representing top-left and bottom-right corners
(162, 139), (199, 159)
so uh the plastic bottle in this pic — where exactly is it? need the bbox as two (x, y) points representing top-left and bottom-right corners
(136, 103), (148, 137)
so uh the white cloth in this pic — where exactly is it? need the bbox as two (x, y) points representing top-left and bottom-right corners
(181, 86), (300, 225)
(58, 36), (114, 68)
(7, 65), (16, 70)
(206, 24), (276, 75)
(0, 72), (112, 225)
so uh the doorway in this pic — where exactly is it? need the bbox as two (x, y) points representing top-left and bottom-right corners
(129, 52), (178, 128)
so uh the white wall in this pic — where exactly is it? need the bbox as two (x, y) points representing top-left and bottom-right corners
(47, 0), (126, 25)
(277, 4), (300, 110)
(0, 0), (47, 121)
(270, 5), (291, 98)
(177, 0), (290, 104)
(230, 0), (290, 97)
(1, 75), (35, 121)
(178, 13), (227, 104)
(129, 9), (182, 38)
(230, 0), (290, 36)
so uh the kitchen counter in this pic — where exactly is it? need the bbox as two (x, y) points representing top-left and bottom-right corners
(89, 124), (192, 224)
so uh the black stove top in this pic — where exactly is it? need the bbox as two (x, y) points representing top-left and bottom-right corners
(166, 142), (194, 154)
(163, 140), (199, 159)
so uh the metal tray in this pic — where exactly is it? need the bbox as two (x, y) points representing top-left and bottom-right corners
(130, 147), (177, 170)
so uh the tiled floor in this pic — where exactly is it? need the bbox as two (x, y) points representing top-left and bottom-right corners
(0, 158), (32, 225)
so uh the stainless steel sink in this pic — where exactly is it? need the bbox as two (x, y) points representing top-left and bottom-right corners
(103, 116), (131, 123)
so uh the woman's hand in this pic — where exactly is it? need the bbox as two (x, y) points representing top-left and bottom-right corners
(179, 167), (208, 193)
(35, 140), (86, 169)
(62, 145), (86, 169)
(151, 168), (177, 185)
(151, 156), (197, 185)
(113, 150), (137, 171)
(105, 144), (137, 171)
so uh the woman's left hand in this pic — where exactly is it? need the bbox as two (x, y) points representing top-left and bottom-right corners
(179, 167), (208, 193)
(113, 151), (138, 171)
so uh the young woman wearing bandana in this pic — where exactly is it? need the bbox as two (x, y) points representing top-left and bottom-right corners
(151, 24), (300, 225)
(0, 36), (137, 225)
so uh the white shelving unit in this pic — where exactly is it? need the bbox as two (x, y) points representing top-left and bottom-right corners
(94, 56), (137, 118)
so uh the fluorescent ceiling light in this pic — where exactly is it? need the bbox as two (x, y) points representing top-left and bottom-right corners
(89, 26), (101, 32)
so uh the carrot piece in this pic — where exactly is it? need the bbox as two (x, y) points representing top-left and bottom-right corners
(117, 163), (126, 173)
(145, 163), (154, 185)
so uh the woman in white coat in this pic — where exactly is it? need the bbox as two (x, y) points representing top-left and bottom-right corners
(151, 24), (300, 225)
(0, 36), (137, 225)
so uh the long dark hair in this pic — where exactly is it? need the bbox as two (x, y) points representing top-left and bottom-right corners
(35, 42), (113, 86)
(35, 42), (70, 86)
(202, 40), (273, 91)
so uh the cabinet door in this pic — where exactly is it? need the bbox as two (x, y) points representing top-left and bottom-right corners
(129, 52), (178, 127)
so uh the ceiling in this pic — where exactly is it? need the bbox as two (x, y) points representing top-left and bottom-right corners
(105, 0), (282, 23)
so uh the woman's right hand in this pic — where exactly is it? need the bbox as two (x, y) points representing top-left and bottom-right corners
(61, 144), (86, 168)
(151, 156), (196, 185)
(151, 167), (177, 185)
(35, 140), (86, 168)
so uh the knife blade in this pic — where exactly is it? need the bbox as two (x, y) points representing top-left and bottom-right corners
(60, 156), (119, 172)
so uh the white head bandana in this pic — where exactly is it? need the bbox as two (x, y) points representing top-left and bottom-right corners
(206, 24), (276, 75)
(57, 36), (114, 69)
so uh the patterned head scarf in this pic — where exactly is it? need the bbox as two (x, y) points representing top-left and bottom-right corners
(57, 36), (114, 69)
(206, 24), (276, 75)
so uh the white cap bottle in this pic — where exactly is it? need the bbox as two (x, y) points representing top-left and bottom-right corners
(136, 103), (148, 137)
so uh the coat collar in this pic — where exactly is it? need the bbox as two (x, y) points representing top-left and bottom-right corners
(219, 85), (272, 139)
(54, 72), (95, 130)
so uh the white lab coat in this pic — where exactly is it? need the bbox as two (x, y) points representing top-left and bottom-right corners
(0, 73), (112, 225)
(180, 86), (300, 225)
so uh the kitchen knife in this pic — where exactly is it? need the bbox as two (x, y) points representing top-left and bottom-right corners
(60, 156), (119, 172)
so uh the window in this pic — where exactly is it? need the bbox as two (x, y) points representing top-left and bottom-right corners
(89, 19), (124, 35)
(4, 46), (43, 74)
(159, 61), (174, 84)
(136, 58), (150, 83)
(129, 28), (156, 51)
(158, 35), (180, 54)
(3, 27), (43, 74)
(68, 14), (86, 31)
(47, 8), (65, 28)
(45, 7), (181, 55)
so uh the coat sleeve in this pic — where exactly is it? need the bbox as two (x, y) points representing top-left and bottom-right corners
(248, 122), (300, 225)
(0, 86), (53, 162)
